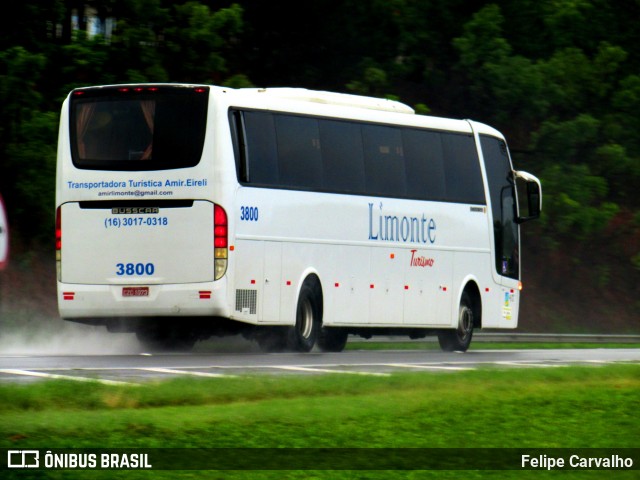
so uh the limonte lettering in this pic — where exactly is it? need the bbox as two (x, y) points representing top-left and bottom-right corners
(368, 202), (436, 244)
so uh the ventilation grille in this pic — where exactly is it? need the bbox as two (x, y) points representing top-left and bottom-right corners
(235, 289), (257, 315)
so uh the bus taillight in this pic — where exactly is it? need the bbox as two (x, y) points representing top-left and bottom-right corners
(56, 207), (61, 251)
(55, 207), (61, 280)
(214, 204), (228, 280)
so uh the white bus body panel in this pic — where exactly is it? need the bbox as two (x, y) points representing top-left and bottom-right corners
(59, 201), (213, 285)
(231, 187), (493, 329)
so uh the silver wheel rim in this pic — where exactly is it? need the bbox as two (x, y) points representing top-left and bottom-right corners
(457, 305), (473, 343)
(298, 298), (314, 339)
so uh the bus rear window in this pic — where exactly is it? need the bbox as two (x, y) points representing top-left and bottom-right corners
(70, 86), (209, 171)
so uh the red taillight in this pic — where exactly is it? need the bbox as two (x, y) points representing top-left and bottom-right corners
(214, 205), (228, 248)
(55, 207), (62, 251)
(214, 205), (228, 280)
(214, 204), (227, 225)
(214, 230), (227, 247)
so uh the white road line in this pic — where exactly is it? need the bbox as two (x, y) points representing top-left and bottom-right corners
(0, 369), (135, 386)
(387, 363), (476, 371)
(272, 366), (389, 377)
(137, 367), (235, 378)
(494, 362), (567, 368)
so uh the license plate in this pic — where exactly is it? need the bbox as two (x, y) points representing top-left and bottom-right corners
(122, 287), (149, 297)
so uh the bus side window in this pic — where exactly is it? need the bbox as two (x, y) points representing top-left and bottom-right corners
(274, 115), (323, 190)
(230, 110), (249, 182)
(362, 124), (406, 197)
(319, 119), (365, 193)
(403, 128), (446, 201)
(441, 133), (485, 205)
(243, 111), (280, 186)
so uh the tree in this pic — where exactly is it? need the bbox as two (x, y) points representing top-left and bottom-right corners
(106, 0), (170, 83)
(5, 112), (58, 241)
(0, 46), (48, 214)
(452, 4), (547, 130)
(162, 2), (243, 83)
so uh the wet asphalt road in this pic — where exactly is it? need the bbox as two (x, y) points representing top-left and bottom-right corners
(1, 346), (638, 384)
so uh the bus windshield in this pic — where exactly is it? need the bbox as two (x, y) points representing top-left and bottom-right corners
(69, 86), (209, 171)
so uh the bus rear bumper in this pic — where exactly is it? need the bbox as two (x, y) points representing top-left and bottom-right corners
(57, 281), (231, 319)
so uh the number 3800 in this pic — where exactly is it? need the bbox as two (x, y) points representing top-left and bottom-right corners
(116, 263), (155, 276)
(240, 206), (259, 221)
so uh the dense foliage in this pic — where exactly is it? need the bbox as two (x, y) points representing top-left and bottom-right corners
(0, 0), (638, 271)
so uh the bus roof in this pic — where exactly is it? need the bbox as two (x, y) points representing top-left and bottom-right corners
(69, 83), (502, 138)
(239, 88), (416, 114)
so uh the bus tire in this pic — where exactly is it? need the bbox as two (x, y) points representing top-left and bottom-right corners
(317, 328), (348, 352)
(438, 291), (474, 352)
(286, 281), (321, 352)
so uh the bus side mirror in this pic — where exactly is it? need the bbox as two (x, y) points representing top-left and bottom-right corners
(514, 171), (542, 223)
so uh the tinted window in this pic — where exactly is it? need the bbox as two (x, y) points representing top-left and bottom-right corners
(362, 124), (406, 197)
(232, 109), (488, 207)
(441, 133), (485, 204)
(319, 120), (366, 193)
(244, 111), (280, 185)
(70, 86), (208, 171)
(403, 128), (446, 201)
(275, 115), (323, 189)
(481, 135), (519, 279)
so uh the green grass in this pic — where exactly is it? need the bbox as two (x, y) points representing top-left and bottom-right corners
(1, 364), (639, 479)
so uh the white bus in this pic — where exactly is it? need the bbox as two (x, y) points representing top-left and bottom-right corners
(55, 84), (541, 351)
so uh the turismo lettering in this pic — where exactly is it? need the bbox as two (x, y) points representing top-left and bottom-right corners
(410, 250), (435, 267)
(368, 202), (436, 244)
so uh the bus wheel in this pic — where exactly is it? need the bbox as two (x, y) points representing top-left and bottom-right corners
(438, 292), (474, 352)
(317, 328), (348, 352)
(286, 282), (321, 352)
